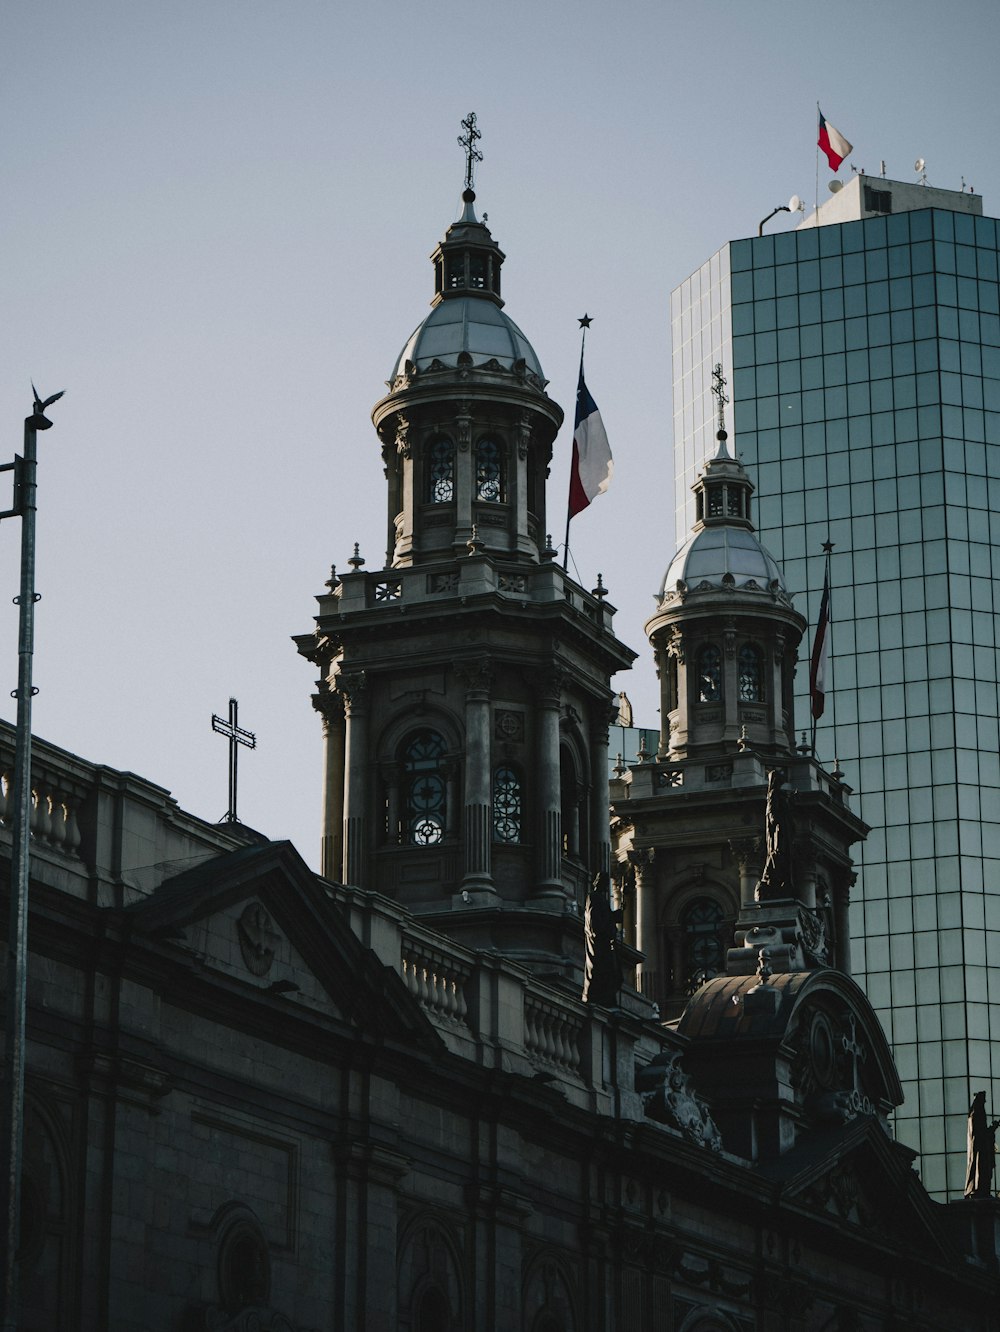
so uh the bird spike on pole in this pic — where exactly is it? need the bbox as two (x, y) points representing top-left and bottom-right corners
(458, 112), (483, 193)
(1, 383), (62, 1330)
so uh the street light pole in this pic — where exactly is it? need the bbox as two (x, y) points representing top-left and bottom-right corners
(1, 387), (61, 1330)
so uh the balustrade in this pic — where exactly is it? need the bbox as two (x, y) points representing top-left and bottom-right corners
(0, 766), (82, 855)
(401, 939), (470, 1025)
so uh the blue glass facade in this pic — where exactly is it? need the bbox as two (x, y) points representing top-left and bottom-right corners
(672, 204), (1000, 1200)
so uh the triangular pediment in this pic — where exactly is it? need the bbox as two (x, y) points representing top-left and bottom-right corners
(127, 840), (438, 1047)
(765, 1119), (957, 1262)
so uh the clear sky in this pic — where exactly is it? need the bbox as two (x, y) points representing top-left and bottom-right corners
(2, 0), (998, 867)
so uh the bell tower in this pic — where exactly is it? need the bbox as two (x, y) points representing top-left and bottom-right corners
(611, 371), (866, 1016)
(297, 120), (635, 976)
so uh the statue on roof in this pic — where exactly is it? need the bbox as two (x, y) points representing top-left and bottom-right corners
(582, 871), (624, 1007)
(755, 768), (795, 901)
(965, 1091), (1000, 1199)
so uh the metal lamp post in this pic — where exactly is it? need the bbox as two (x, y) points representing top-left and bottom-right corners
(0, 386), (61, 1330)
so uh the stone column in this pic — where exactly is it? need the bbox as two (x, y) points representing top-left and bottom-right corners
(514, 412), (533, 557)
(722, 619), (739, 743)
(770, 631), (786, 746)
(459, 660), (496, 898)
(341, 671), (369, 887)
(632, 850), (659, 1001)
(453, 400), (474, 551)
(534, 671), (564, 901)
(658, 628), (687, 756)
(317, 691), (346, 880)
(590, 703), (614, 876)
(835, 875), (853, 975)
(386, 416), (413, 564)
(730, 837), (762, 909)
(396, 418), (414, 560)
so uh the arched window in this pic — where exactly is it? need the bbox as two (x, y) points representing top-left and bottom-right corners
(475, 439), (503, 502)
(681, 898), (725, 993)
(427, 438), (454, 503)
(403, 730), (447, 845)
(738, 644), (763, 701)
(492, 766), (521, 843)
(697, 645), (722, 702)
(416, 1285), (450, 1332)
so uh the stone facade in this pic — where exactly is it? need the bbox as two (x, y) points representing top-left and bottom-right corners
(1, 724), (998, 1330)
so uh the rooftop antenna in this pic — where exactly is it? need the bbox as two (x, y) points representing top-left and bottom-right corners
(915, 157), (927, 186)
(880, 160), (887, 178)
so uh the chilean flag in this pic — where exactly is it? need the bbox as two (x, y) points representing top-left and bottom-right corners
(568, 369), (613, 519)
(809, 566), (832, 719)
(818, 109), (852, 172)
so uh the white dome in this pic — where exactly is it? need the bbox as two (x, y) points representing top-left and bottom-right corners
(660, 525), (786, 598)
(390, 297), (544, 381)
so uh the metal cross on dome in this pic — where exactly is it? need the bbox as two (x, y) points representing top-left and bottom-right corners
(711, 362), (729, 435)
(458, 112), (483, 192)
(212, 697), (256, 823)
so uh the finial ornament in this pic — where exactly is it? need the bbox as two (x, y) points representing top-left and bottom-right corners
(711, 363), (729, 438)
(458, 112), (483, 194)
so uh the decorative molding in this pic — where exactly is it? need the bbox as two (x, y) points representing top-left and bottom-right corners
(636, 1051), (722, 1152)
(495, 710), (524, 742)
(237, 903), (277, 977)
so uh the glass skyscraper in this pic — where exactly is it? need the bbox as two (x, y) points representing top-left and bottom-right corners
(671, 176), (1000, 1199)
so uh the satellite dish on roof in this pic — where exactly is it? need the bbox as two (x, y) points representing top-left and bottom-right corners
(828, 180), (843, 194)
(914, 158), (925, 173)
(788, 194), (804, 213)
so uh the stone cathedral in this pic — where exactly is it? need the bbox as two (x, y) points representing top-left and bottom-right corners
(1, 136), (998, 1331)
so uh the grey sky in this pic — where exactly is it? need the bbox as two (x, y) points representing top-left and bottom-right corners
(2, 0), (997, 864)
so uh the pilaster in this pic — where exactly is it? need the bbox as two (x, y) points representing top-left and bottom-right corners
(534, 670), (564, 902)
(459, 659), (496, 898)
(341, 671), (369, 887)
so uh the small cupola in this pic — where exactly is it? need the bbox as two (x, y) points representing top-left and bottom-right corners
(430, 114), (504, 307)
(430, 193), (504, 306)
(692, 365), (754, 529)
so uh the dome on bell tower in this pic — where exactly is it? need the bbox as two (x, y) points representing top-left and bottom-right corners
(658, 423), (786, 601)
(388, 190), (546, 386)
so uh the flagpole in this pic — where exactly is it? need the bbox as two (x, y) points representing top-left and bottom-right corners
(563, 317), (589, 571)
(814, 101), (820, 216)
